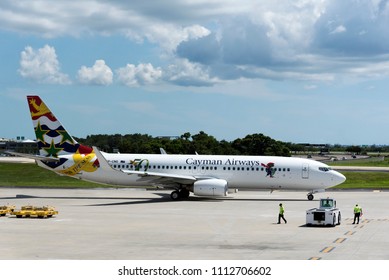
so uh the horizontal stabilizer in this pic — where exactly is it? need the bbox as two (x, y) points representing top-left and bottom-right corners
(5, 151), (61, 162)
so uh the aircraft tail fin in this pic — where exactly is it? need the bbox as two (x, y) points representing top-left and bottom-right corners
(27, 95), (92, 158)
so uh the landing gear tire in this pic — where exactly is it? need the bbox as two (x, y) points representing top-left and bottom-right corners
(170, 191), (180, 200)
(307, 193), (314, 200)
(170, 189), (190, 200)
(179, 189), (190, 199)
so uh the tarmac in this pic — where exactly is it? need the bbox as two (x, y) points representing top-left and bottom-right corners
(1, 187), (389, 260)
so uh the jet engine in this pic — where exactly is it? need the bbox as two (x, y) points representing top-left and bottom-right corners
(193, 178), (228, 197)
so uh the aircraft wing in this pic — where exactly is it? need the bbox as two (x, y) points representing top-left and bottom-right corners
(92, 146), (200, 186)
(4, 151), (61, 162)
(120, 169), (197, 185)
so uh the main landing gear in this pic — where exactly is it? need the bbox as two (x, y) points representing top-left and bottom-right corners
(170, 188), (190, 200)
(307, 193), (314, 201)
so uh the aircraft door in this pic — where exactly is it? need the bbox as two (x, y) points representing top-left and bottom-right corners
(302, 163), (309, 179)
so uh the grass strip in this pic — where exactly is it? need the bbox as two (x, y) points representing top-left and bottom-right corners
(332, 171), (389, 189)
(0, 162), (116, 188)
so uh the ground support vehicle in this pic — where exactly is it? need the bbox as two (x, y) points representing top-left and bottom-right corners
(0, 205), (15, 216)
(306, 198), (341, 226)
(11, 206), (58, 218)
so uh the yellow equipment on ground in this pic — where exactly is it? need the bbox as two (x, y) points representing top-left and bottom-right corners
(0, 205), (15, 216)
(11, 205), (58, 218)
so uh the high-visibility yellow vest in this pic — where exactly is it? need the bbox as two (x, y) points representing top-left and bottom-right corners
(354, 206), (361, 214)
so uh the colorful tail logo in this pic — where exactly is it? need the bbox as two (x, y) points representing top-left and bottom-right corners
(27, 95), (98, 172)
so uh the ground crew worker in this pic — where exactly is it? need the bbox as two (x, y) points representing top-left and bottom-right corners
(353, 204), (363, 224)
(278, 203), (287, 224)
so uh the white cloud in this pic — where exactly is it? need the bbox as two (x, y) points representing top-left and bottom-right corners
(6, 0), (389, 87)
(116, 63), (162, 87)
(304, 84), (318, 90)
(18, 45), (71, 84)
(135, 24), (211, 54)
(165, 59), (217, 87)
(330, 25), (347, 34)
(77, 60), (113, 86)
(0, 1), (212, 53)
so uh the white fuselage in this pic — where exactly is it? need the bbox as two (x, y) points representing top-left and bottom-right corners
(46, 153), (346, 192)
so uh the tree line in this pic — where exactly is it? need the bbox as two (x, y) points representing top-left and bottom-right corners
(4, 131), (388, 156)
(75, 131), (291, 156)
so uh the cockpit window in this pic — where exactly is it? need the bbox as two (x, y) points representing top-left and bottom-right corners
(319, 167), (332, 172)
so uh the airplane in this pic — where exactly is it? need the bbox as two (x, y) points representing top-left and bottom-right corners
(13, 95), (346, 201)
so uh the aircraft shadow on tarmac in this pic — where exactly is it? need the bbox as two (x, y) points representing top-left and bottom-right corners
(3, 193), (223, 206)
(1, 192), (313, 207)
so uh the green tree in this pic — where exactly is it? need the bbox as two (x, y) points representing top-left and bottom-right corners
(232, 133), (290, 156)
(76, 131), (290, 156)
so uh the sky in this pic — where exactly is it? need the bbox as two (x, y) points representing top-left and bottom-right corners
(1, 0), (389, 145)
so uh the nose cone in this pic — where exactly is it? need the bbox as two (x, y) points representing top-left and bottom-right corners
(333, 171), (346, 186)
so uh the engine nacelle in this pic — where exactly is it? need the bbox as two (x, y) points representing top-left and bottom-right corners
(193, 179), (228, 197)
